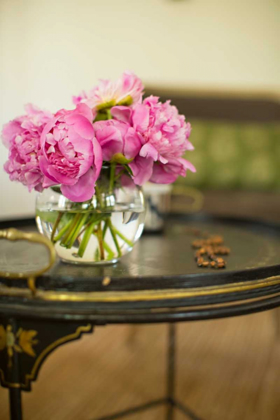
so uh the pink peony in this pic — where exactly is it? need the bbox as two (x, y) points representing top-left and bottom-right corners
(73, 71), (144, 110)
(2, 104), (53, 191)
(93, 119), (142, 162)
(111, 96), (195, 184)
(40, 104), (102, 202)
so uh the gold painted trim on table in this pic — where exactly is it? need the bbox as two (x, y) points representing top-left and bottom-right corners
(148, 291), (280, 314)
(0, 276), (280, 303)
(0, 324), (91, 390)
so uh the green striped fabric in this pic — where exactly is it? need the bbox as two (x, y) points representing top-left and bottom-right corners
(177, 121), (280, 191)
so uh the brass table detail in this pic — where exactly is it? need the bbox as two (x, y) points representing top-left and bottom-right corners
(0, 228), (56, 295)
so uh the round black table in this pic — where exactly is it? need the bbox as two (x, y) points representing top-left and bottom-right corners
(1, 214), (280, 420)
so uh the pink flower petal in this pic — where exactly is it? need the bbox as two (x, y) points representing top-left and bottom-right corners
(124, 128), (142, 160)
(42, 175), (57, 188)
(149, 165), (178, 184)
(129, 156), (154, 186)
(92, 136), (102, 180)
(111, 106), (132, 124)
(95, 125), (123, 161)
(2, 121), (23, 147)
(132, 104), (149, 132)
(139, 142), (159, 161)
(76, 103), (95, 121)
(61, 168), (96, 202)
(150, 158), (196, 184)
(65, 115), (94, 140)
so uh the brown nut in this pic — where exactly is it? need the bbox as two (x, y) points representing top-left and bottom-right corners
(202, 261), (210, 268)
(192, 240), (204, 249)
(197, 257), (205, 266)
(217, 262), (226, 269)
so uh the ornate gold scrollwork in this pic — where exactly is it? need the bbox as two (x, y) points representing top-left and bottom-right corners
(0, 324), (38, 368)
(0, 323), (92, 390)
(0, 228), (56, 295)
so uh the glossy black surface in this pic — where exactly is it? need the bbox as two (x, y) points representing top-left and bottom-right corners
(0, 214), (280, 322)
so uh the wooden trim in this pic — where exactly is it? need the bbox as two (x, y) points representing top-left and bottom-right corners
(145, 88), (280, 122)
(145, 84), (280, 102)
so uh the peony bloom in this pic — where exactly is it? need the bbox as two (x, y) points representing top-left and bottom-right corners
(110, 96), (196, 184)
(73, 71), (144, 111)
(40, 104), (102, 202)
(2, 104), (53, 191)
(93, 119), (142, 163)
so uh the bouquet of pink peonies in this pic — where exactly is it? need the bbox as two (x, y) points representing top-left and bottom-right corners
(2, 72), (195, 264)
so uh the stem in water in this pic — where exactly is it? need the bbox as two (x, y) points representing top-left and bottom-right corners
(107, 218), (121, 257)
(51, 212), (63, 242)
(97, 222), (105, 260)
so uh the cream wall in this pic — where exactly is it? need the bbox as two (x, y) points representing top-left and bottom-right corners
(0, 0), (279, 219)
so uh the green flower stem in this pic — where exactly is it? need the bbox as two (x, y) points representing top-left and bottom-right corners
(76, 214), (103, 241)
(95, 185), (103, 209)
(77, 219), (100, 258)
(53, 218), (75, 243)
(107, 218), (122, 257)
(50, 212), (63, 242)
(113, 228), (134, 247)
(60, 213), (82, 247)
(94, 247), (100, 261)
(97, 222), (105, 260)
(114, 169), (125, 181)
(109, 163), (116, 194)
(102, 219), (109, 239)
(102, 240), (115, 261)
(66, 213), (88, 248)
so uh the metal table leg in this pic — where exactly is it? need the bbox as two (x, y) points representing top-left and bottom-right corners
(90, 323), (204, 420)
(6, 319), (23, 420)
(166, 323), (176, 420)
(166, 323), (205, 420)
(9, 388), (23, 420)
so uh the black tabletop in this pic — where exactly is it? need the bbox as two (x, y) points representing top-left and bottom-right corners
(0, 214), (280, 323)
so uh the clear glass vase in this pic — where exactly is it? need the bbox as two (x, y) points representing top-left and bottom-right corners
(36, 167), (145, 265)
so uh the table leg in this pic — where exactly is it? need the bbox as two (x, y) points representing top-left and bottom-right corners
(166, 323), (205, 420)
(9, 388), (23, 420)
(0, 318), (93, 420)
(166, 323), (176, 420)
(6, 319), (23, 420)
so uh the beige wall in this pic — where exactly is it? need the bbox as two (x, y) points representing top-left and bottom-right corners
(0, 0), (279, 219)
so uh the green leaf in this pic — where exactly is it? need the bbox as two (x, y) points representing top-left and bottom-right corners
(50, 186), (62, 194)
(124, 164), (133, 176)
